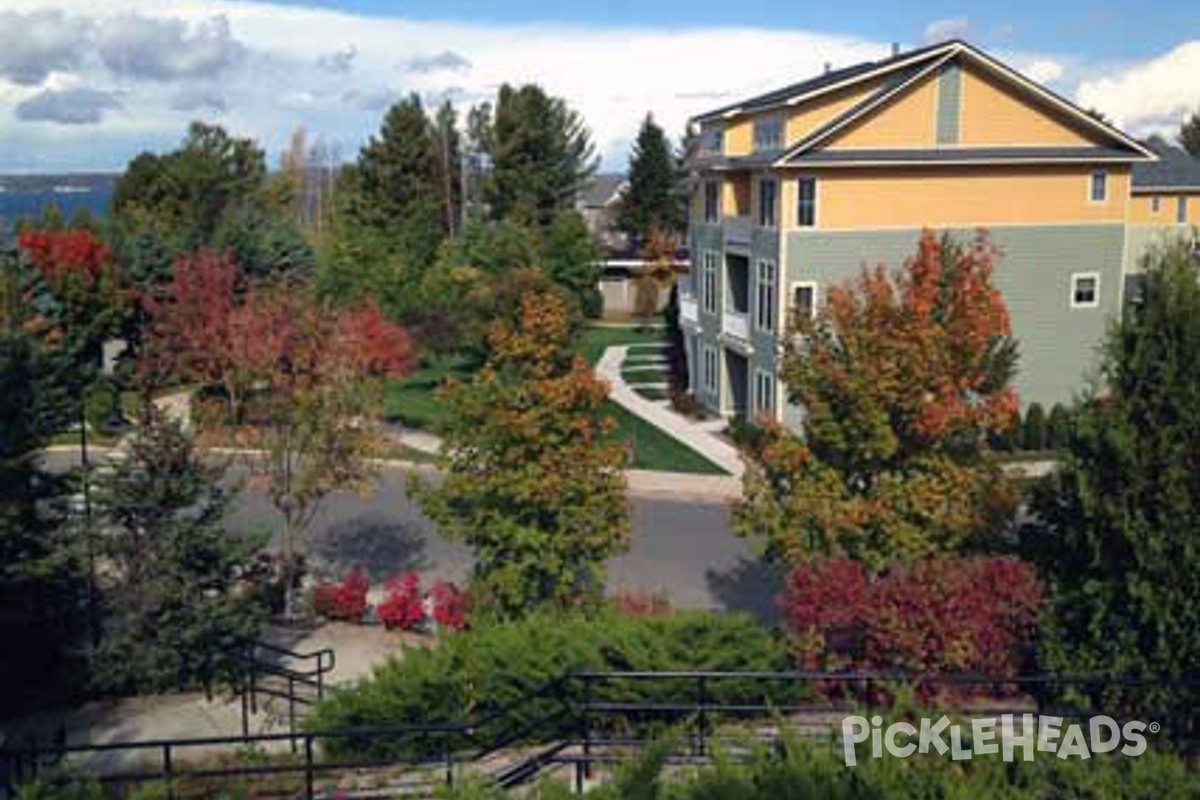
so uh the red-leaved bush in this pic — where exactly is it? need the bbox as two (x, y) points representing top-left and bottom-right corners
(782, 558), (1043, 693)
(429, 581), (469, 631)
(313, 568), (370, 621)
(378, 572), (425, 631)
(610, 590), (673, 617)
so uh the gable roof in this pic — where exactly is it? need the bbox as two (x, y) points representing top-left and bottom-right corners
(1133, 142), (1200, 191)
(577, 174), (627, 208)
(692, 40), (1156, 165)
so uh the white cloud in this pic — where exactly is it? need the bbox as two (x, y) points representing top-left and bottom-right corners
(1075, 42), (1200, 137)
(0, 9), (89, 86)
(924, 18), (971, 44)
(1024, 59), (1065, 85)
(0, 0), (1194, 172)
(15, 86), (121, 124)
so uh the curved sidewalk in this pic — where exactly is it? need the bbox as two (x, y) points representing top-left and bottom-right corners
(597, 345), (745, 478)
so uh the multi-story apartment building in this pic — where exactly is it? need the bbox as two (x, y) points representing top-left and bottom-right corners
(678, 39), (1200, 427)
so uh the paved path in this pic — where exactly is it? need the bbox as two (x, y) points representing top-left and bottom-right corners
(597, 346), (745, 477)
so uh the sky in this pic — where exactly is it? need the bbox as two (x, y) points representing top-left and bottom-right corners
(0, 0), (1196, 173)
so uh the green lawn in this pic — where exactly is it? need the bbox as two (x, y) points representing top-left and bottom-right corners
(578, 325), (667, 366)
(382, 353), (481, 431)
(604, 402), (724, 474)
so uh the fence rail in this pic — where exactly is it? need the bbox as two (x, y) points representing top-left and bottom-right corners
(4, 670), (1197, 799)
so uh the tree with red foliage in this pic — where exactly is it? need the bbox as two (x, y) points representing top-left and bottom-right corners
(781, 558), (1043, 694)
(735, 231), (1020, 568)
(313, 567), (370, 621)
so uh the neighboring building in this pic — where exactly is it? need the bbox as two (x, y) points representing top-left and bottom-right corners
(577, 173), (629, 252)
(677, 39), (1199, 427)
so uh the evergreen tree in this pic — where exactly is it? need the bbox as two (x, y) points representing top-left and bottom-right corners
(1029, 240), (1200, 733)
(618, 114), (686, 248)
(541, 211), (602, 319)
(1022, 402), (1047, 451)
(485, 85), (598, 227)
(91, 409), (264, 693)
(1179, 109), (1200, 158)
(355, 94), (447, 269)
(414, 292), (630, 616)
(434, 100), (463, 237)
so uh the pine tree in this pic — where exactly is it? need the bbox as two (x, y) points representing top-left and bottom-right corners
(541, 211), (602, 319)
(486, 85), (598, 227)
(1029, 240), (1200, 733)
(618, 114), (686, 249)
(92, 409), (265, 693)
(414, 291), (630, 616)
(1179, 109), (1200, 158)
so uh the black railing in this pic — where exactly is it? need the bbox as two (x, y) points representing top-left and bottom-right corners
(205, 638), (336, 737)
(4, 670), (1197, 799)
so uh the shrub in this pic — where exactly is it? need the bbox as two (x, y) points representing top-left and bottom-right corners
(308, 609), (789, 761)
(377, 572), (424, 631)
(312, 567), (369, 622)
(429, 580), (469, 630)
(1022, 402), (1047, 451)
(1046, 403), (1073, 449)
(781, 558), (1044, 694)
(610, 589), (673, 617)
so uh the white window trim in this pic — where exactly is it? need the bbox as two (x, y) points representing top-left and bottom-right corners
(797, 176), (819, 228)
(755, 259), (776, 333)
(757, 177), (778, 229)
(1070, 271), (1101, 309)
(702, 346), (718, 394)
(754, 369), (775, 416)
(753, 115), (785, 152)
(1087, 170), (1108, 204)
(790, 280), (819, 320)
(701, 251), (719, 315)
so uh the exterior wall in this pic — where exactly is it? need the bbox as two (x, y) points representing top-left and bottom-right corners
(824, 73), (940, 150)
(783, 165), (1131, 230)
(598, 278), (671, 318)
(722, 174), (752, 217)
(1124, 223), (1200, 273)
(690, 222), (724, 410)
(724, 119), (753, 156)
(958, 64), (1100, 147)
(935, 63), (963, 144)
(783, 224), (1127, 413)
(1128, 193), (1200, 224)
(785, 79), (885, 145)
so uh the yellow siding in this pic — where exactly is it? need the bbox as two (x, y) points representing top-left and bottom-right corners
(959, 64), (1100, 147)
(723, 174), (751, 217)
(724, 119), (753, 156)
(785, 166), (1131, 229)
(821, 73), (939, 150)
(784, 79), (884, 147)
(1129, 193), (1200, 224)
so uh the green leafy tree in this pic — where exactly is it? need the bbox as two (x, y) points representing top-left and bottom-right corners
(1028, 240), (1200, 731)
(1022, 402), (1047, 451)
(415, 292), (630, 616)
(1179, 109), (1200, 158)
(485, 85), (598, 226)
(92, 408), (263, 693)
(618, 114), (687, 248)
(540, 210), (602, 319)
(734, 232), (1020, 569)
(1046, 403), (1073, 450)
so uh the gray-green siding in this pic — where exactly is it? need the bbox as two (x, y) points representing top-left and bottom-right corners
(784, 225), (1127, 413)
(1124, 224), (1200, 274)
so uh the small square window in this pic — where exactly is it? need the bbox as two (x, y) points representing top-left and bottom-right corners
(1090, 171), (1107, 203)
(754, 370), (774, 415)
(1071, 273), (1100, 308)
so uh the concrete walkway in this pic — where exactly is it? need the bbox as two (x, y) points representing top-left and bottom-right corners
(597, 346), (745, 478)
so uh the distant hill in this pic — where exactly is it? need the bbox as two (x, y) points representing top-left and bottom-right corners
(0, 173), (120, 194)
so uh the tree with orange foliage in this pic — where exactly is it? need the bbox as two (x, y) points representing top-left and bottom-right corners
(734, 231), (1020, 569)
(413, 291), (630, 616)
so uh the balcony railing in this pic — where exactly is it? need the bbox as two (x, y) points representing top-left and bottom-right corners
(723, 216), (752, 248)
(722, 310), (749, 340)
(679, 295), (699, 325)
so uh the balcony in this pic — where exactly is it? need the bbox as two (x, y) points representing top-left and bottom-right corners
(679, 295), (699, 326)
(723, 216), (753, 249)
(722, 310), (749, 341)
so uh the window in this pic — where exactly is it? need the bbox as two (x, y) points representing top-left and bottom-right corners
(1090, 171), (1107, 203)
(1071, 272), (1100, 309)
(702, 347), (718, 394)
(1179, 197), (1189, 224)
(699, 126), (724, 156)
(703, 181), (720, 223)
(1151, 197), (1161, 213)
(755, 260), (776, 332)
(753, 117), (783, 152)
(757, 178), (777, 228)
(797, 177), (818, 227)
(754, 370), (775, 416)
(792, 282), (818, 320)
(701, 252), (719, 315)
